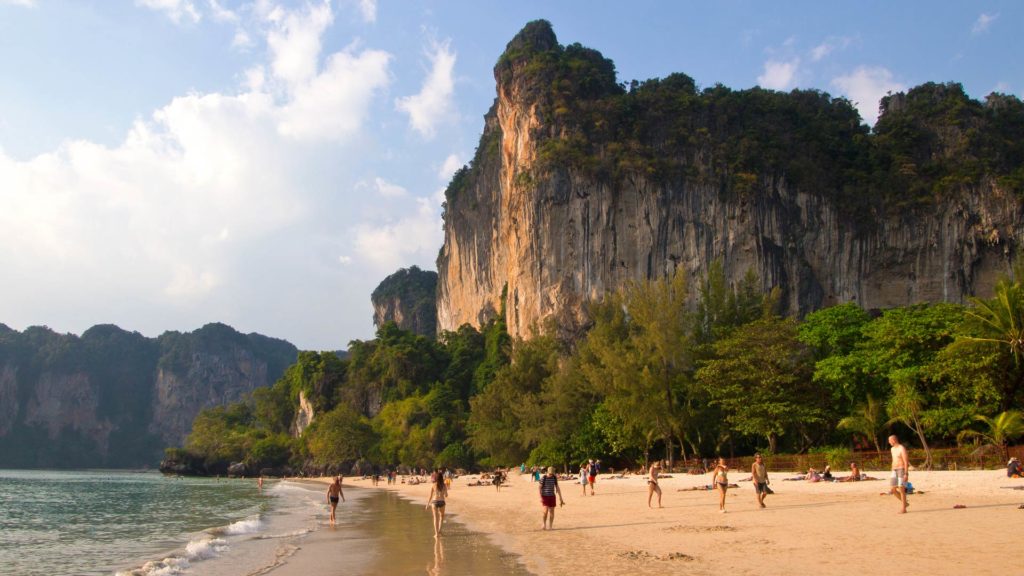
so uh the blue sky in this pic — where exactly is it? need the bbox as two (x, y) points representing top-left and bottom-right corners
(0, 0), (1020, 350)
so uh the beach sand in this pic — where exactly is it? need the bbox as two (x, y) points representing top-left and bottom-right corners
(301, 468), (1024, 575)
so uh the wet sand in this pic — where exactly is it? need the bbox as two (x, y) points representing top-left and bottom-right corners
(329, 469), (1023, 576)
(266, 484), (529, 575)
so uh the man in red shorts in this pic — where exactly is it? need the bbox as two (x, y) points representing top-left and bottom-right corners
(539, 466), (564, 530)
(587, 458), (598, 495)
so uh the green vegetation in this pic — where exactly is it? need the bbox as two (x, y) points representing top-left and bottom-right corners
(0, 323), (296, 469)
(447, 21), (1024, 226)
(172, 267), (1024, 475)
(370, 266), (438, 338)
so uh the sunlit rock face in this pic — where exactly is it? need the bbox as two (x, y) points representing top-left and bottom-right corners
(437, 20), (1023, 340)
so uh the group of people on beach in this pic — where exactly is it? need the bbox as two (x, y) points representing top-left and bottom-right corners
(328, 434), (917, 537)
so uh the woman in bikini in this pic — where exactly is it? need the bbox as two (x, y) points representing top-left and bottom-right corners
(647, 461), (662, 508)
(425, 471), (449, 537)
(711, 457), (729, 513)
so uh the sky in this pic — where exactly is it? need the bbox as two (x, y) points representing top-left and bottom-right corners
(0, 1), (1021, 351)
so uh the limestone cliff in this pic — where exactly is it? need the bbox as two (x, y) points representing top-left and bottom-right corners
(437, 21), (1024, 340)
(0, 323), (296, 468)
(371, 266), (438, 338)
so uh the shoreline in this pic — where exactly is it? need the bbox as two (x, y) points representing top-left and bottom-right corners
(314, 468), (1023, 575)
(267, 478), (529, 575)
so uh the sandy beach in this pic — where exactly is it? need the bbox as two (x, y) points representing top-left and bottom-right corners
(305, 468), (1024, 576)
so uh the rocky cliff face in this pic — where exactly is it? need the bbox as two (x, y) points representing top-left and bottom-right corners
(0, 323), (296, 468)
(437, 21), (1024, 340)
(371, 266), (438, 338)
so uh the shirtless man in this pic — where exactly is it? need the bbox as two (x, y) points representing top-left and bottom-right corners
(647, 462), (662, 508)
(888, 435), (909, 513)
(327, 475), (345, 524)
(751, 454), (769, 508)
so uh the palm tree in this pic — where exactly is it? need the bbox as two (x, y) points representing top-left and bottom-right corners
(963, 280), (1024, 357)
(960, 280), (1024, 410)
(956, 410), (1024, 462)
(837, 394), (886, 453)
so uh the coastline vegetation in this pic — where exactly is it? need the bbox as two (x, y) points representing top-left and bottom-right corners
(169, 262), (1024, 476)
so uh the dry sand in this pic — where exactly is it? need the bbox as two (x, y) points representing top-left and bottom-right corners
(321, 468), (1022, 575)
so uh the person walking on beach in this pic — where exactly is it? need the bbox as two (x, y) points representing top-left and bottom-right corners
(539, 466), (564, 530)
(579, 461), (589, 495)
(425, 471), (449, 537)
(587, 458), (597, 495)
(327, 476), (345, 525)
(647, 461), (662, 508)
(712, 457), (729, 513)
(751, 454), (770, 508)
(889, 435), (910, 513)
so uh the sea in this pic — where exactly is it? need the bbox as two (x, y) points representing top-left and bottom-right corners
(0, 470), (531, 575)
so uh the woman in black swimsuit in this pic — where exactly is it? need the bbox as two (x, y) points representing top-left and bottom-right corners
(425, 471), (449, 537)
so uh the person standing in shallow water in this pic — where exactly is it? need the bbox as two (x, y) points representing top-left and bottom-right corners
(327, 476), (345, 525)
(425, 471), (448, 537)
(539, 466), (564, 530)
(711, 457), (729, 513)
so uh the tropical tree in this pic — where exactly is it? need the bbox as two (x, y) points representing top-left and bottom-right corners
(886, 370), (932, 469)
(956, 279), (1024, 410)
(696, 316), (824, 453)
(579, 270), (695, 466)
(956, 410), (1024, 461)
(837, 394), (886, 452)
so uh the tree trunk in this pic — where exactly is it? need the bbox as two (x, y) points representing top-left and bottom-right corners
(911, 416), (932, 470)
(767, 433), (778, 454)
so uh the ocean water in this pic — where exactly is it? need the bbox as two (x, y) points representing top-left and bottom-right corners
(0, 470), (308, 576)
(0, 470), (531, 575)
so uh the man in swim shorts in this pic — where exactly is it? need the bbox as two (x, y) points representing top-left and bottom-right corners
(327, 475), (345, 524)
(888, 435), (909, 514)
(751, 454), (770, 508)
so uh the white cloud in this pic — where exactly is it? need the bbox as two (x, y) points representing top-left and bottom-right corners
(0, 0), (36, 6)
(265, 1), (334, 87)
(278, 48), (391, 141)
(359, 0), (377, 23)
(232, 29), (253, 50)
(757, 58), (800, 90)
(810, 36), (852, 62)
(374, 177), (408, 198)
(396, 39), (457, 138)
(353, 195), (443, 274)
(207, 0), (237, 22)
(136, 0), (201, 24)
(972, 12), (997, 35)
(438, 153), (462, 181)
(831, 66), (906, 126)
(0, 1), (398, 348)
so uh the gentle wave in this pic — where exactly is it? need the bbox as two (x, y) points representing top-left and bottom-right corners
(115, 555), (190, 576)
(210, 517), (263, 536)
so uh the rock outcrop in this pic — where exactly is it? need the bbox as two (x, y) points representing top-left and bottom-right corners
(371, 266), (438, 338)
(437, 21), (1024, 340)
(0, 323), (296, 468)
